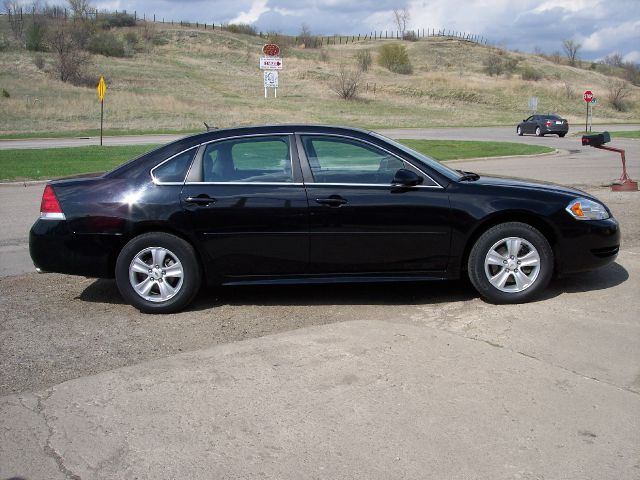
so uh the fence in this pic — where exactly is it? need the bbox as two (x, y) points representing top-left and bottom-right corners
(1, 8), (488, 47)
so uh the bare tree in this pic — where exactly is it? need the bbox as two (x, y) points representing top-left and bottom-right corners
(68, 0), (92, 17)
(299, 23), (314, 48)
(602, 53), (624, 68)
(4, 0), (25, 39)
(393, 8), (410, 39)
(330, 65), (361, 100)
(562, 39), (581, 67)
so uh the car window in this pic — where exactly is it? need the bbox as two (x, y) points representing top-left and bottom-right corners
(202, 136), (292, 183)
(301, 135), (425, 185)
(152, 148), (196, 183)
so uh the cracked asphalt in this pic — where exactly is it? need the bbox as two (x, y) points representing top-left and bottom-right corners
(1, 129), (639, 479)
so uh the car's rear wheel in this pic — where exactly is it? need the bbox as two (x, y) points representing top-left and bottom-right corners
(558, 133), (566, 138)
(468, 222), (553, 304)
(517, 126), (523, 136)
(535, 127), (543, 137)
(115, 232), (201, 313)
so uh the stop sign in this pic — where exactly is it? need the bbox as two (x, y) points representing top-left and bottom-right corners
(584, 90), (594, 102)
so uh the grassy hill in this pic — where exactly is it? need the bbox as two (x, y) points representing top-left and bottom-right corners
(1, 18), (638, 136)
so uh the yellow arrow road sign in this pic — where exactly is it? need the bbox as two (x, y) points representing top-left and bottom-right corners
(97, 76), (106, 101)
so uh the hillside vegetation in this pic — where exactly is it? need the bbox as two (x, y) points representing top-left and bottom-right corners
(1, 17), (639, 136)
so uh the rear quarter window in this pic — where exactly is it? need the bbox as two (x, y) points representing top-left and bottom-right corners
(151, 148), (196, 183)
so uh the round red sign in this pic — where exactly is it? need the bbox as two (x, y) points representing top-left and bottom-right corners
(583, 90), (593, 102)
(262, 44), (280, 57)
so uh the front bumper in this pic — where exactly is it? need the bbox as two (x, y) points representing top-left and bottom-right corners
(555, 217), (620, 275)
(29, 219), (123, 278)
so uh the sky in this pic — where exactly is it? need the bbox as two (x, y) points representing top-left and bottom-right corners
(92, 0), (640, 62)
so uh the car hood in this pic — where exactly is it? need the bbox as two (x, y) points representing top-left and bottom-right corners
(470, 175), (592, 198)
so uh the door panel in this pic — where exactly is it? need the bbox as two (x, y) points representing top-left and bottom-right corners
(181, 184), (308, 276)
(306, 184), (451, 273)
(298, 134), (451, 274)
(180, 134), (309, 278)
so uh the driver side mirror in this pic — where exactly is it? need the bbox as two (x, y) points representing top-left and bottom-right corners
(392, 169), (423, 187)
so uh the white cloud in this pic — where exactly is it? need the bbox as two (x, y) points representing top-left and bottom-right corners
(624, 50), (640, 63)
(229, 0), (270, 24)
(578, 20), (640, 51)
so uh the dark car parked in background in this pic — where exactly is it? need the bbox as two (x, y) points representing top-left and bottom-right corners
(30, 125), (619, 313)
(517, 114), (569, 137)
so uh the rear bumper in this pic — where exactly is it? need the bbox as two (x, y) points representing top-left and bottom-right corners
(542, 125), (569, 134)
(555, 217), (620, 275)
(29, 219), (123, 278)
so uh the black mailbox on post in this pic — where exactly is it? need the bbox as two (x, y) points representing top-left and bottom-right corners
(582, 131), (611, 146)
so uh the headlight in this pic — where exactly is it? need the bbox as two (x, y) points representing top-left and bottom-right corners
(566, 198), (610, 221)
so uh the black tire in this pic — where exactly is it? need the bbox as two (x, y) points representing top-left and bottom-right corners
(535, 126), (543, 137)
(468, 222), (553, 304)
(115, 232), (201, 313)
(516, 126), (523, 136)
(558, 133), (566, 138)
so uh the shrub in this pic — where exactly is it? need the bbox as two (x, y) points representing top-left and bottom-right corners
(355, 49), (372, 72)
(26, 18), (48, 51)
(319, 48), (329, 62)
(521, 66), (542, 81)
(2, 89), (10, 98)
(47, 26), (90, 83)
(483, 53), (518, 77)
(70, 19), (95, 49)
(222, 23), (258, 36)
(34, 53), (45, 70)
(98, 13), (136, 29)
(483, 53), (503, 76)
(403, 31), (418, 42)
(378, 43), (413, 74)
(330, 65), (361, 100)
(87, 31), (127, 57)
(608, 80), (631, 111)
(124, 30), (139, 46)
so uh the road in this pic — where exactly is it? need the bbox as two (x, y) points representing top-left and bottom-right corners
(1, 128), (639, 479)
(0, 123), (638, 149)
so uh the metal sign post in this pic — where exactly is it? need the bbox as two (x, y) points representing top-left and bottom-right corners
(97, 76), (106, 146)
(583, 90), (593, 132)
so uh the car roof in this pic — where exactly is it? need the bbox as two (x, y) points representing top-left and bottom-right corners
(182, 124), (373, 143)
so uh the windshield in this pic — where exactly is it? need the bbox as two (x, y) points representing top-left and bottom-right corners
(370, 132), (463, 181)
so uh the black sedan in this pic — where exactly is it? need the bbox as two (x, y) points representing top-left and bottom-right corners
(517, 114), (569, 137)
(30, 125), (619, 313)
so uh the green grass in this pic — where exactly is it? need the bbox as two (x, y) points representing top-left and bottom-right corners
(0, 144), (159, 181)
(0, 139), (554, 181)
(610, 130), (640, 139)
(399, 140), (553, 160)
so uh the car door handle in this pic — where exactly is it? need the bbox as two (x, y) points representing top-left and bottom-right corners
(315, 196), (347, 207)
(185, 195), (217, 205)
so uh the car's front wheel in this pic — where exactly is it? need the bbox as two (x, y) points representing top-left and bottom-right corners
(468, 222), (553, 304)
(535, 127), (543, 137)
(115, 232), (201, 313)
(517, 126), (523, 136)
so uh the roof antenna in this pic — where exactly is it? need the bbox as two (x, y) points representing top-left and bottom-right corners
(204, 122), (217, 131)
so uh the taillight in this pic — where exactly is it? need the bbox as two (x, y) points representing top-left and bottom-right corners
(40, 185), (65, 220)
(545, 120), (552, 127)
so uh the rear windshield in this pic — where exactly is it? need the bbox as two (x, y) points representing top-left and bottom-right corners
(542, 115), (561, 120)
